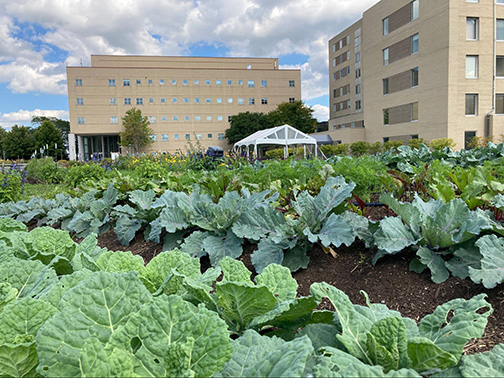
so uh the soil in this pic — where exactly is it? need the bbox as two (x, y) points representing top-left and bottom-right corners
(96, 205), (504, 355)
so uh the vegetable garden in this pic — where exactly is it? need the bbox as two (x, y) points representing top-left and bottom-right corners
(1, 142), (504, 377)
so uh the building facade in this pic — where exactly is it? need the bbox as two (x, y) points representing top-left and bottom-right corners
(320, 0), (504, 149)
(66, 55), (301, 160)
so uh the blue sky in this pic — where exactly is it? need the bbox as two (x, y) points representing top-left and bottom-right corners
(0, 0), (378, 128)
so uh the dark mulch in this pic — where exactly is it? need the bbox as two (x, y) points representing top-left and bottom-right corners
(96, 206), (504, 354)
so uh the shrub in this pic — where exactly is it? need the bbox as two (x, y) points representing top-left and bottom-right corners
(321, 144), (350, 157)
(350, 141), (371, 156)
(65, 163), (107, 188)
(368, 142), (383, 155)
(0, 164), (26, 202)
(430, 138), (456, 150)
(383, 140), (403, 152)
(466, 136), (493, 149)
(265, 147), (304, 159)
(27, 157), (65, 184)
(407, 138), (428, 150)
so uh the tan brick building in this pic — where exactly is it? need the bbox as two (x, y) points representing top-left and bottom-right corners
(319, 0), (504, 149)
(66, 55), (301, 159)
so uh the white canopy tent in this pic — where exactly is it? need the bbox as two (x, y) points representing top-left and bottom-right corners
(233, 124), (318, 159)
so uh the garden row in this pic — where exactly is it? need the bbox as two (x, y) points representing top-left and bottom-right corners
(0, 217), (503, 377)
(2, 174), (504, 289)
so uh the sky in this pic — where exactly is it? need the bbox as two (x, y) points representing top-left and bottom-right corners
(0, 0), (378, 129)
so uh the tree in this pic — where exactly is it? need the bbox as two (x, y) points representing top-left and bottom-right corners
(119, 108), (154, 154)
(266, 101), (317, 134)
(33, 119), (65, 159)
(32, 116), (70, 158)
(225, 112), (272, 145)
(2, 125), (35, 160)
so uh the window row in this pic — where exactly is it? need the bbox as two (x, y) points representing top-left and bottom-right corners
(465, 55), (504, 78)
(383, 102), (418, 125)
(77, 79), (296, 87)
(383, 0), (419, 36)
(383, 67), (418, 95)
(332, 51), (351, 68)
(332, 66), (351, 81)
(331, 120), (364, 131)
(77, 115), (233, 125)
(97, 97), (276, 106)
(466, 17), (504, 41)
(332, 35), (350, 53)
(465, 93), (504, 115)
(383, 34), (418, 66)
(150, 133), (225, 142)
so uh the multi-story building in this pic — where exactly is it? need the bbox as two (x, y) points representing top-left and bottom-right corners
(66, 55), (301, 160)
(321, 0), (504, 149)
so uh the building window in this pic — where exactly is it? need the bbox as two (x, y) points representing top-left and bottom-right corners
(183, 79), (188, 85)
(195, 116), (201, 121)
(355, 35), (361, 47)
(109, 97), (117, 105)
(238, 80), (243, 85)
(249, 98), (255, 105)
(333, 58), (337, 67)
(356, 68), (361, 78)
(207, 116), (212, 121)
(161, 98), (166, 103)
(216, 80), (221, 85)
(110, 116), (118, 124)
(411, 0), (419, 20)
(261, 98), (268, 105)
(383, 48), (389, 65)
(148, 79), (153, 85)
(76, 98), (84, 105)
(289, 80), (295, 87)
(261, 80), (267, 87)
(217, 98), (222, 103)
(383, 109), (390, 125)
(172, 98), (178, 103)
(208, 133), (213, 138)
(149, 116), (156, 123)
(411, 34), (419, 54)
(411, 67), (419, 87)
(75, 79), (82, 86)
(496, 94), (504, 114)
(497, 19), (504, 40)
(383, 79), (389, 95)
(207, 98), (212, 104)
(78, 117), (85, 124)
(356, 84), (361, 94)
(467, 18), (479, 40)
(355, 52), (361, 63)
(124, 98), (131, 105)
(171, 79), (176, 85)
(411, 102), (419, 121)
(136, 98), (143, 105)
(196, 134), (201, 139)
(160, 80), (165, 85)
(228, 98), (233, 104)
(174, 134), (179, 140)
(218, 133), (224, 140)
(205, 80), (211, 85)
(123, 79), (130, 87)
(228, 80), (232, 85)
(136, 79), (141, 85)
(194, 80), (199, 85)
(466, 55), (478, 78)
(289, 98), (295, 103)
(238, 98), (245, 105)
(108, 79), (115, 86)
(218, 116), (223, 121)
(184, 98), (189, 103)
(497, 56), (504, 77)
(185, 134), (190, 140)
(173, 116), (179, 121)
(162, 134), (169, 141)
(465, 131), (477, 149)
(383, 17), (389, 36)
(184, 116), (190, 122)
(161, 116), (167, 122)
(356, 100), (362, 110)
(248, 80), (255, 87)
(149, 98), (154, 103)
(150, 134), (157, 142)
(195, 98), (200, 103)
(465, 94), (478, 115)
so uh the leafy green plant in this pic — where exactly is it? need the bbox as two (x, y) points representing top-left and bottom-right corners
(320, 143), (350, 157)
(65, 163), (107, 188)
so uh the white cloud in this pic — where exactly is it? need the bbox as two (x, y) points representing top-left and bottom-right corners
(311, 104), (329, 122)
(0, 0), (379, 108)
(0, 109), (69, 128)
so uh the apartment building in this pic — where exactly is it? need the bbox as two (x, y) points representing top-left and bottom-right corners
(321, 0), (504, 149)
(66, 55), (301, 159)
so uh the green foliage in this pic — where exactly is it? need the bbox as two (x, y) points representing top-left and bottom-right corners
(225, 111), (271, 145)
(65, 163), (107, 188)
(119, 107), (154, 154)
(1, 126), (34, 160)
(430, 138), (456, 151)
(350, 141), (371, 156)
(0, 165), (24, 203)
(383, 140), (404, 152)
(267, 101), (317, 134)
(264, 147), (305, 159)
(32, 120), (65, 159)
(321, 144), (350, 157)
(26, 158), (65, 184)
(407, 138), (428, 150)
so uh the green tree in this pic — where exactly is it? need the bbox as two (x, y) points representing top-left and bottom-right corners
(32, 116), (70, 158)
(2, 125), (35, 160)
(266, 101), (317, 134)
(33, 119), (65, 159)
(225, 112), (272, 145)
(119, 108), (154, 154)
